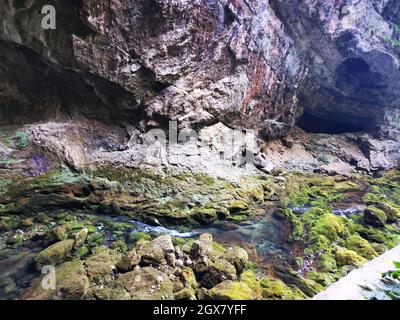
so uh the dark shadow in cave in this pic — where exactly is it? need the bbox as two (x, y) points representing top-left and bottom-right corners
(297, 111), (367, 134)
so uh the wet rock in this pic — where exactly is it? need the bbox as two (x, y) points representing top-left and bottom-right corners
(85, 247), (122, 281)
(199, 259), (237, 289)
(193, 208), (218, 225)
(73, 228), (88, 249)
(190, 234), (213, 260)
(138, 241), (165, 266)
(152, 235), (174, 254)
(334, 246), (367, 267)
(22, 259), (89, 300)
(35, 239), (74, 269)
(117, 249), (141, 272)
(364, 206), (387, 227)
(274, 266), (323, 297)
(90, 284), (130, 300)
(118, 267), (174, 300)
(224, 247), (249, 274)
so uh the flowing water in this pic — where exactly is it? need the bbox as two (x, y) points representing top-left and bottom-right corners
(0, 197), (386, 300)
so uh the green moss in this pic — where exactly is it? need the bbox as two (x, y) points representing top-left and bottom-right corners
(128, 232), (151, 244)
(307, 271), (336, 287)
(302, 209), (350, 241)
(364, 206), (387, 227)
(345, 234), (378, 259)
(317, 253), (337, 273)
(212, 242), (226, 254)
(200, 281), (256, 300)
(13, 131), (29, 149)
(74, 246), (89, 258)
(240, 270), (262, 296)
(334, 245), (367, 267)
(87, 233), (104, 247)
(112, 240), (128, 253)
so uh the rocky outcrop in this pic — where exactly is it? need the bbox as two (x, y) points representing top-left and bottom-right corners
(272, 0), (400, 130)
(0, 0), (306, 139)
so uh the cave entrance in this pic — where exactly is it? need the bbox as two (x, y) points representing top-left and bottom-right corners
(297, 111), (367, 134)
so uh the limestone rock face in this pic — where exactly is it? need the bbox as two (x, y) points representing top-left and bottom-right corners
(1, 0), (400, 140)
(272, 0), (400, 130)
(0, 0), (303, 138)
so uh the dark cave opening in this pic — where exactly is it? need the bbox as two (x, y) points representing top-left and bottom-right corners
(297, 111), (367, 134)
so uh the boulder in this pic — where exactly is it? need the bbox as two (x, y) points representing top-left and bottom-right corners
(224, 246), (249, 274)
(199, 281), (256, 300)
(190, 234), (213, 260)
(35, 239), (74, 269)
(138, 241), (165, 266)
(152, 235), (174, 253)
(199, 259), (237, 289)
(73, 228), (88, 249)
(118, 267), (174, 300)
(364, 206), (387, 227)
(45, 226), (67, 243)
(85, 247), (122, 281)
(117, 249), (141, 272)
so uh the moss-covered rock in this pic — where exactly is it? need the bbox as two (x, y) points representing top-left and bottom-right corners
(35, 239), (74, 269)
(344, 234), (378, 259)
(317, 253), (337, 273)
(22, 259), (89, 300)
(334, 245), (367, 267)
(45, 226), (68, 243)
(239, 270), (262, 297)
(224, 246), (248, 274)
(116, 249), (141, 272)
(199, 280), (257, 300)
(73, 228), (88, 249)
(74, 245), (89, 259)
(84, 247), (122, 281)
(302, 209), (350, 241)
(260, 277), (305, 300)
(118, 267), (174, 300)
(364, 206), (387, 227)
(200, 259), (237, 289)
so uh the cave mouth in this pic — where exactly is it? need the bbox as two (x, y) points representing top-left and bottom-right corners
(297, 111), (367, 134)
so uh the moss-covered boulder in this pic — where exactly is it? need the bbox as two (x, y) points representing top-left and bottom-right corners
(199, 259), (237, 289)
(224, 246), (249, 274)
(35, 239), (74, 269)
(364, 206), (387, 227)
(73, 228), (88, 249)
(116, 249), (141, 272)
(344, 234), (378, 259)
(317, 253), (337, 273)
(22, 259), (89, 300)
(334, 246), (367, 267)
(302, 209), (350, 241)
(118, 267), (174, 300)
(45, 226), (68, 243)
(192, 208), (218, 225)
(199, 280), (257, 300)
(260, 277), (305, 300)
(84, 247), (122, 281)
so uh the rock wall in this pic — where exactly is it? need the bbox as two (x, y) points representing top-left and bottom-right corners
(1, 0), (400, 138)
(272, 0), (400, 130)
